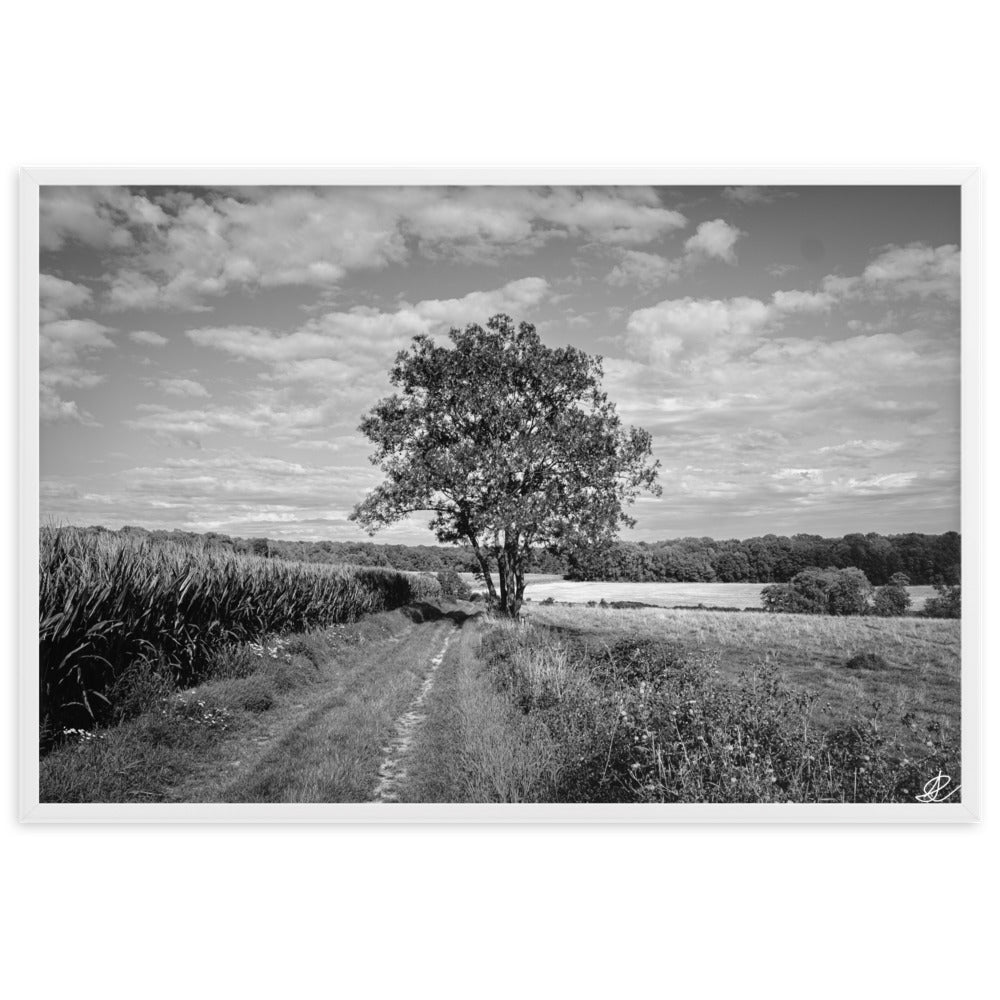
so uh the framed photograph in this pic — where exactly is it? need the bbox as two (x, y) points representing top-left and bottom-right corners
(18, 167), (981, 822)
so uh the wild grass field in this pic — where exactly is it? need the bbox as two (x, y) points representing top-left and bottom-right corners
(442, 604), (962, 803)
(526, 604), (960, 746)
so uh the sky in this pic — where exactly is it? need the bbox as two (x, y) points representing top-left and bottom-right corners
(38, 184), (961, 544)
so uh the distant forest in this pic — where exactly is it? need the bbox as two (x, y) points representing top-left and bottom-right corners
(563, 532), (961, 587)
(81, 526), (960, 587)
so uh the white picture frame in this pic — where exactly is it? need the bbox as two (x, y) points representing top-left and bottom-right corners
(18, 165), (982, 824)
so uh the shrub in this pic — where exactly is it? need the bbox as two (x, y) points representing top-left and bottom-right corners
(436, 568), (472, 600)
(845, 652), (889, 671)
(762, 566), (873, 616)
(922, 583), (961, 619)
(872, 584), (911, 617)
(827, 567), (874, 615)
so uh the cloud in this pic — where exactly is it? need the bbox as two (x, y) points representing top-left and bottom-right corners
(535, 187), (686, 245)
(818, 439), (902, 458)
(845, 471), (918, 493)
(772, 467), (823, 482)
(623, 241), (959, 363)
(625, 296), (773, 364)
(821, 243), (960, 302)
(606, 250), (682, 292)
(40, 274), (93, 323)
(722, 186), (795, 206)
(129, 330), (168, 346)
(40, 391), (95, 425)
(38, 271), (112, 424)
(606, 218), (744, 292)
(683, 219), (744, 263)
(187, 277), (550, 364)
(861, 243), (960, 300)
(40, 319), (115, 366)
(158, 378), (209, 398)
(42, 187), (686, 311)
(40, 451), (391, 539)
(767, 263), (797, 278)
(770, 289), (835, 313)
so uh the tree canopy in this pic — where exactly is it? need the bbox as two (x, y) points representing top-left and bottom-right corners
(351, 314), (661, 615)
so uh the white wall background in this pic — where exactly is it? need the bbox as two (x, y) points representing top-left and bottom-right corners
(2, 3), (995, 997)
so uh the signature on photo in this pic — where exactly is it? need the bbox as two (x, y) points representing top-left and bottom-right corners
(916, 773), (961, 803)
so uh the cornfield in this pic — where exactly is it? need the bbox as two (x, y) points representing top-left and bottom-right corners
(39, 527), (441, 732)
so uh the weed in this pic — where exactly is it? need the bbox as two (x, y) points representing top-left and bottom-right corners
(845, 652), (889, 671)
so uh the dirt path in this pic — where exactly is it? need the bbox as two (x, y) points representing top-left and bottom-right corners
(166, 613), (457, 802)
(372, 630), (454, 802)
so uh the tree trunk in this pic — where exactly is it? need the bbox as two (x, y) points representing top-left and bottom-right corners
(497, 549), (510, 612)
(513, 566), (526, 617)
(496, 539), (522, 617)
(467, 534), (497, 601)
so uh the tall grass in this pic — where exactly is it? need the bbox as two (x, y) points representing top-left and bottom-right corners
(39, 526), (440, 734)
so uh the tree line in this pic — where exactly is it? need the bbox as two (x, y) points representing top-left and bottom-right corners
(563, 532), (960, 586)
(84, 525), (958, 588)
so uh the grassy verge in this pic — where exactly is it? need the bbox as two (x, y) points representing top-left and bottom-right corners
(40, 611), (452, 803)
(399, 620), (560, 803)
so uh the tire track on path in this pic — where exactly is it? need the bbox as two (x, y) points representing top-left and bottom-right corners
(372, 627), (454, 802)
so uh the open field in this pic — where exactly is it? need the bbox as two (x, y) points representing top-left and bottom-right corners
(461, 574), (936, 610)
(525, 603), (960, 744)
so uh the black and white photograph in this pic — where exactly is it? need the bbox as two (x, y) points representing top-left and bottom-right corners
(29, 179), (971, 813)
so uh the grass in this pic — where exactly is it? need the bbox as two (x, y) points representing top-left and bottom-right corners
(397, 619), (560, 803)
(524, 604), (960, 750)
(39, 526), (440, 737)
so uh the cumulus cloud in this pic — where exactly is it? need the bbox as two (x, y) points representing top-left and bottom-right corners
(42, 186), (686, 311)
(821, 243), (960, 302)
(683, 219), (744, 263)
(40, 319), (115, 367)
(38, 270), (111, 423)
(40, 274), (93, 323)
(861, 243), (960, 300)
(625, 296), (774, 364)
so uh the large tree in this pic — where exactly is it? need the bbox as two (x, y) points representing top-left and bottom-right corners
(351, 314), (661, 616)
